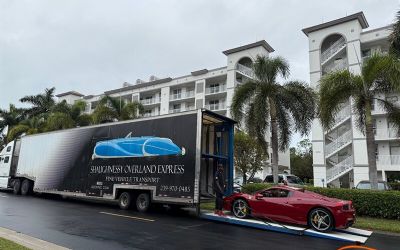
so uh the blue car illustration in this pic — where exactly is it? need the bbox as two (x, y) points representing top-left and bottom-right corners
(92, 133), (185, 159)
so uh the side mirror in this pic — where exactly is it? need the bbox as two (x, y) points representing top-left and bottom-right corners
(255, 193), (263, 200)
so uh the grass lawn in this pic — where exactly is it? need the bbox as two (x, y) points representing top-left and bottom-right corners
(354, 217), (400, 234)
(0, 237), (30, 250)
(200, 201), (400, 234)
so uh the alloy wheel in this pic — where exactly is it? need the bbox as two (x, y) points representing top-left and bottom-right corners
(310, 209), (332, 231)
(233, 199), (248, 219)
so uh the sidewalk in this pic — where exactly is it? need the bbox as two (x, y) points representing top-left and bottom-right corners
(0, 227), (69, 250)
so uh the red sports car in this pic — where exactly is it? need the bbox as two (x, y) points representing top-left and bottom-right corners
(223, 186), (355, 232)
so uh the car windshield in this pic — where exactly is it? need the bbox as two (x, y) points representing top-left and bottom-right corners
(357, 182), (386, 190)
(286, 176), (304, 184)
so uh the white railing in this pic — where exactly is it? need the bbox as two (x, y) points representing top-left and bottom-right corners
(205, 84), (227, 95)
(377, 155), (400, 166)
(334, 105), (351, 124)
(326, 156), (353, 183)
(325, 130), (352, 156)
(205, 102), (226, 111)
(168, 106), (196, 114)
(170, 90), (195, 100)
(140, 97), (161, 105)
(323, 59), (348, 73)
(375, 127), (400, 139)
(236, 64), (255, 78)
(321, 37), (346, 64)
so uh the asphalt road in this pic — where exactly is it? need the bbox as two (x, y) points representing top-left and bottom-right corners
(0, 191), (398, 250)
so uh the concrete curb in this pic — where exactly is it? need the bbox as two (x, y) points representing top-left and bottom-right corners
(0, 227), (69, 250)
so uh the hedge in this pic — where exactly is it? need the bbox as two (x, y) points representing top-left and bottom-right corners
(241, 183), (400, 220)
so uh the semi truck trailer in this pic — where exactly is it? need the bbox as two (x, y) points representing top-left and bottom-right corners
(0, 109), (234, 212)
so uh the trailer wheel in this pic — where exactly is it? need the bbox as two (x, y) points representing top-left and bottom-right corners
(136, 193), (150, 213)
(13, 179), (21, 195)
(118, 192), (132, 210)
(21, 179), (32, 196)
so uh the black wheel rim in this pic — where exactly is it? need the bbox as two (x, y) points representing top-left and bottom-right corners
(310, 209), (331, 231)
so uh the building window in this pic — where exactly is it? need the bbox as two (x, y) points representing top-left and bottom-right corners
(373, 119), (377, 135)
(6, 146), (11, 152)
(173, 89), (181, 99)
(209, 83), (220, 94)
(371, 99), (375, 111)
(375, 144), (379, 161)
(4, 156), (9, 163)
(173, 104), (181, 113)
(209, 100), (219, 110)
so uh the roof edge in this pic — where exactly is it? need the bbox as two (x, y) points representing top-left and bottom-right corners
(222, 40), (275, 55)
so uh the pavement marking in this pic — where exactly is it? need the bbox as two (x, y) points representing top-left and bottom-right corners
(0, 195), (7, 198)
(99, 211), (155, 222)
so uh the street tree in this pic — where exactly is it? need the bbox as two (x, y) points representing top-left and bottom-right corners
(234, 131), (268, 184)
(231, 55), (316, 184)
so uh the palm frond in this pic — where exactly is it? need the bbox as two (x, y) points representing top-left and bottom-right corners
(253, 56), (290, 83)
(318, 70), (358, 129)
(230, 80), (258, 124)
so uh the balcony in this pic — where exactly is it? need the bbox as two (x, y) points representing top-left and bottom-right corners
(140, 97), (161, 105)
(236, 64), (255, 79)
(205, 84), (227, 95)
(323, 59), (348, 74)
(170, 90), (195, 101)
(321, 37), (346, 64)
(326, 156), (353, 183)
(374, 127), (400, 140)
(168, 106), (196, 114)
(205, 102), (226, 111)
(377, 155), (400, 166)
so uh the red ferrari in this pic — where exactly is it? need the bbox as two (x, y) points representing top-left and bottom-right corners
(223, 186), (355, 232)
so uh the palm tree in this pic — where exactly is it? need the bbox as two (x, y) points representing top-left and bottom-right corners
(0, 104), (26, 141)
(20, 87), (56, 117)
(318, 53), (400, 190)
(231, 56), (316, 184)
(92, 95), (144, 124)
(6, 116), (46, 142)
(390, 10), (400, 58)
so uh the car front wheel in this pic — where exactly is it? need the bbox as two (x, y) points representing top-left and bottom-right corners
(308, 208), (334, 232)
(232, 199), (249, 219)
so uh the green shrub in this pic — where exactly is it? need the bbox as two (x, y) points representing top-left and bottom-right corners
(389, 182), (400, 191)
(241, 183), (400, 220)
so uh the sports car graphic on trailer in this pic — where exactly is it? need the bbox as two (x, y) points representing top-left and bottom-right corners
(92, 133), (185, 159)
(223, 186), (355, 232)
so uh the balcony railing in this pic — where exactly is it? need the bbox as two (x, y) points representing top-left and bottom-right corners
(168, 106), (196, 114)
(170, 90), (195, 101)
(321, 37), (346, 64)
(326, 156), (353, 183)
(205, 84), (227, 95)
(325, 130), (352, 156)
(374, 127), (400, 139)
(323, 59), (348, 74)
(205, 102), (226, 111)
(140, 97), (161, 105)
(377, 155), (400, 165)
(334, 105), (351, 124)
(236, 64), (255, 78)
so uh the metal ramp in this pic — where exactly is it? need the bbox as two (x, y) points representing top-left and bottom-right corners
(201, 212), (372, 244)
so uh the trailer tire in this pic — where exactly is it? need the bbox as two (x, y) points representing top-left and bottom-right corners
(13, 179), (21, 195)
(21, 179), (32, 196)
(118, 192), (132, 210)
(136, 193), (150, 213)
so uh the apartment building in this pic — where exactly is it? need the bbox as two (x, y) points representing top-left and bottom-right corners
(303, 12), (395, 188)
(56, 41), (291, 177)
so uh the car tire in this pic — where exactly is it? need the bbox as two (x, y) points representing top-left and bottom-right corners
(308, 208), (334, 232)
(13, 179), (21, 195)
(232, 199), (249, 219)
(21, 179), (32, 196)
(118, 192), (132, 210)
(136, 193), (151, 213)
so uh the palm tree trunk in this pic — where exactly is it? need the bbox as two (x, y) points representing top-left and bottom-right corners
(270, 101), (279, 184)
(365, 101), (378, 190)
